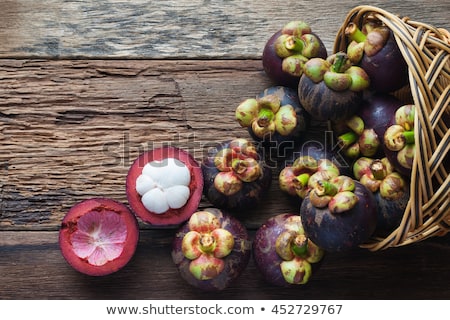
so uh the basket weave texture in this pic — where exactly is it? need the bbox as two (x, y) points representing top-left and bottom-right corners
(333, 6), (450, 251)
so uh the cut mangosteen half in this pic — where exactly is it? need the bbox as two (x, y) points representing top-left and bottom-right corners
(126, 146), (203, 226)
(59, 198), (139, 276)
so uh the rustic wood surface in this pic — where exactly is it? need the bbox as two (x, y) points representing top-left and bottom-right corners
(0, 1), (449, 299)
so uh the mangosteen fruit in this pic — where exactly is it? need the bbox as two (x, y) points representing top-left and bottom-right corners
(353, 157), (410, 236)
(332, 93), (403, 159)
(383, 104), (415, 176)
(300, 175), (377, 252)
(171, 208), (251, 291)
(202, 138), (272, 211)
(298, 52), (370, 121)
(345, 21), (408, 93)
(279, 155), (340, 201)
(59, 198), (139, 276)
(126, 146), (203, 226)
(253, 213), (324, 287)
(235, 86), (310, 159)
(262, 20), (327, 88)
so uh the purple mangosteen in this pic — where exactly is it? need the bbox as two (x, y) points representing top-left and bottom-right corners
(383, 104), (415, 177)
(253, 213), (324, 287)
(171, 208), (251, 291)
(297, 52), (370, 121)
(201, 138), (272, 211)
(300, 175), (377, 252)
(235, 86), (310, 159)
(262, 21), (327, 88)
(345, 21), (409, 93)
(353, 157), (410, 236)
(332, 92), (403, 160)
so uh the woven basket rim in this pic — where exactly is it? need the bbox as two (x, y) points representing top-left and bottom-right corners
(333, 5), (450, 251)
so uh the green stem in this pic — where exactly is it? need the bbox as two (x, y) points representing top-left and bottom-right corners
(370, 159), (387, 181)
(338, 131), (359, 148)
(257, 108), (274, 127)
(345, 23), (367, 43)
(315, 180), (338, 197)
(330, 52), (348, 73)
(294, 173), (310, 188)
(291, 234), (308, 257)
(402, 131), (415, 144)
(284, 35), (304, 52)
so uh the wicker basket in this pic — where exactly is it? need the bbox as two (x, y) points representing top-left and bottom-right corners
(333, 6), (450, 251)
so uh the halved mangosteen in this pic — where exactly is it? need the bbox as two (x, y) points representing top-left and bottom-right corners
(59, 198), (139, 276)
(126, 146), (203, 226)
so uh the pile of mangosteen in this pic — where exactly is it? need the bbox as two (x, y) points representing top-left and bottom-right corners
(59, 14), (418, 290)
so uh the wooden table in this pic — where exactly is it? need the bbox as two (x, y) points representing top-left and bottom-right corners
(1, 1), (449, 300)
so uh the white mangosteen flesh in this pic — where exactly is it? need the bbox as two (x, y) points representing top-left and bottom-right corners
(136, 158), (191, 214)
(71, 210), (127, 266)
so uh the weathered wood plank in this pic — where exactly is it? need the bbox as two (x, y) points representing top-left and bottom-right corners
(1, 59), (322, 230)
(0, 230), (449, 299)
(0, 1), (448, 58)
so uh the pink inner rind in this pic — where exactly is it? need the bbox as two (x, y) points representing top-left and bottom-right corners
(71, 210), (127, 266)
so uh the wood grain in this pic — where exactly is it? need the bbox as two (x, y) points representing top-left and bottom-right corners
(0, 0), (448, 59)
(1, 59), (321, 230)
(0, 230), (449, 299)
(1, 1), (449, 300)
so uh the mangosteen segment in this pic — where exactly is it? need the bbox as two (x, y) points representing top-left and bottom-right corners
(136, 158), (191, 214)
(126, 146), (203, 226)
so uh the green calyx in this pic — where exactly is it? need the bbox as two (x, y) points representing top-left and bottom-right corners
(182, 211), (235, 281)
(345, 22), (390, 57)
(279, 157), (340, 199)
(309, 175), (358, 213)
(273, 20), (324, 77)
(337, 116), (380, 159)
(352, 157), (406, 197)
(213, 139), (261, 195)
(274, 215), (324, 285)
(235, 95), (297, 138)
(303, 52), (370, 91)
(384, 105), (415, 155)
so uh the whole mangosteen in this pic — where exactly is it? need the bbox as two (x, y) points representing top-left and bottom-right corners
(202, 138), (272, 211)
(383, 104), (415, 177)
(253, 213), (324, 287)
(332, 92), (403, 160)
(300, 175), (377, 252)
(235, 86), (310, 159)
(298, 52), (370, 121)
(171, 208), (251, 291)
(126, 146), (203, 226)
(262, 20), (328, 88)
(353, 157), (410, 236)
(345, 21), (408, 93)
